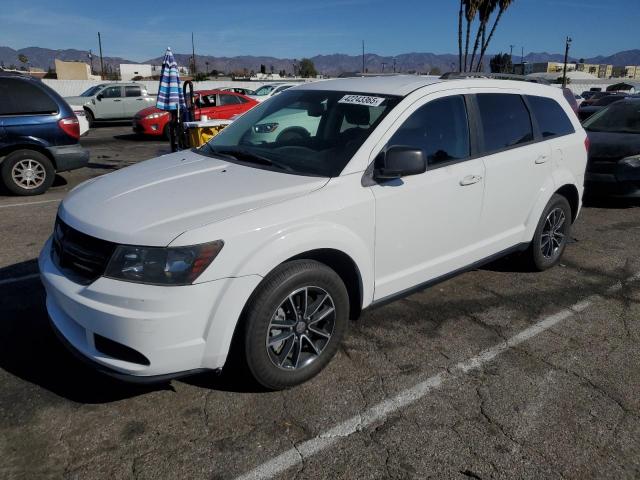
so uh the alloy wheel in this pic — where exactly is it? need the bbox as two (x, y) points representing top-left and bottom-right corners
(540, 207), (566, 259)
(266, 286), (336, 370)
(11, 159), (46, 189)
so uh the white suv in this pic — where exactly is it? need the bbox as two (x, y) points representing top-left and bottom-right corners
(39, 76), (587, 389)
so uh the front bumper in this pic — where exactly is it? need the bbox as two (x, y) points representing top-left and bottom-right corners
(132, 119), (163, 136)
(48, 144), (90, 172)
(39, 238), (262, 380)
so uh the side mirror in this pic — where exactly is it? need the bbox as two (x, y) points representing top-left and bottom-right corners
(96, 93), (103, 101)
(374, 146), (427, 180)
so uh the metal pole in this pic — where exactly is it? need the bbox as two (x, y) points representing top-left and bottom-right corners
(562, 36), (572, 88)
(362, 40), (365, 74)
(98, 32), (104, 80)
(88, 49), (94, 75)
(191, 32), (197, 75)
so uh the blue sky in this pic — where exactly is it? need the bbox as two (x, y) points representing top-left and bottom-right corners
(0, 0), (637, 60)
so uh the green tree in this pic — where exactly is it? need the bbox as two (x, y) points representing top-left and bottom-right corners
(470, 0), (498, 71)
(458, 1), (464, 71)
(260, 64), (266, 74)
(298, 58), (317, 78)
(464, 0), (481, 71)
(429, 66), (442, 75)
(490, 52), (512, 73)
(18, 54), (28, 70)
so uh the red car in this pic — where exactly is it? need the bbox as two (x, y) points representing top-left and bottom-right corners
(133, 90), (258, 138)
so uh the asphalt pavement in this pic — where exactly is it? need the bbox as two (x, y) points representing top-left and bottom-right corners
(0, 125), (639, 480)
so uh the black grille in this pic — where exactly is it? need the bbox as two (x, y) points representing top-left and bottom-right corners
(51, 218), (116, 285)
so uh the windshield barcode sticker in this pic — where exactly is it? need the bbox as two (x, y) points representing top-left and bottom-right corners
(338, 95), (385, 107)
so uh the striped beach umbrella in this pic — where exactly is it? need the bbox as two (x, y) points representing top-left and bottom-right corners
(156, 47), (186, 112)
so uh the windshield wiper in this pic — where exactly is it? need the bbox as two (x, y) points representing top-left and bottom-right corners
(208, 148), (293, 172)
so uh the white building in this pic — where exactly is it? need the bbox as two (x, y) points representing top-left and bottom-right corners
(120, 63), (190, 81)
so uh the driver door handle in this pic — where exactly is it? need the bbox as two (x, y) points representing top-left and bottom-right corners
(460, 174), (482, 186)
(535, 155), (549, 164)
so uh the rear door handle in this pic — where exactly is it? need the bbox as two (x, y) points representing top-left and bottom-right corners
(136, 98), (144, 101)
(535, 155), (549, 164)
(460, 175), (482, 186)
(114, 99), (122, 102)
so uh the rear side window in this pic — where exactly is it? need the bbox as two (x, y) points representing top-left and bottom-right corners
(125, 86), (142, 97)
(219, 94), (241, 105)
(388, 95), (470, 167)
(476, 93), (533, 153)
(0, 78), (58, 115)
(526, 95), (575, 138)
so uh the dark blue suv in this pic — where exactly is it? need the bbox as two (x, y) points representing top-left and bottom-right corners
(0, 72), (89, 195)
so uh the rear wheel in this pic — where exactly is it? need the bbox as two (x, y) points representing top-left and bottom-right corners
(242, 260), (349, 390)
(1, 149), (55, 196)
(526, 194), (572, 271)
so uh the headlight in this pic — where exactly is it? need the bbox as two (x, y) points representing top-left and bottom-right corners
(253, 122), (279, 133)
(620, 155), (640, 168)
(104, 241), (224, 285)
(145, 112), (169, 120)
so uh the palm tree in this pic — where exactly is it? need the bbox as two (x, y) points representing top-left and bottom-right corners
(458, 0), (464, 72)
(476, 0), (514, 72)
(463, 0), (481, 71)
(470, 0), (498, 72)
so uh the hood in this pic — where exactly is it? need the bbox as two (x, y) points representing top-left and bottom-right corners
(135, 106), (162, 118)
(59, 149), (329, 246)
(587, 131), (640, 161)
(65, 96), (92, 106)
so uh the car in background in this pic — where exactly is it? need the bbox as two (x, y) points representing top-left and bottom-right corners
(583, 98), (640, 197)
(133, 90), (257, 138)
(574, 94), (584, 107)
(578, 93), (628, 121)
(65, 83), (155, 126)
(579, 91), (621, 108)
(0, 72), (89, 195)
(581, 91), (597, 100)
(248, 83), (297, 102)
(219, 86), (255, 96)
(68, 104), (90, 136)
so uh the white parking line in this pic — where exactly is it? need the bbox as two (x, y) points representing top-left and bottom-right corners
(0, 199), (60, 209)
(0, 273), (40, 286)
(234, 272), (640, 480)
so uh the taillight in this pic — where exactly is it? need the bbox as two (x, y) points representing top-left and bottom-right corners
(58, 116), (80, 139)
(584, 136), (590, 153)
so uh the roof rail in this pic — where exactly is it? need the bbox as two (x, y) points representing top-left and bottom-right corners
(440, 72), (551, 86)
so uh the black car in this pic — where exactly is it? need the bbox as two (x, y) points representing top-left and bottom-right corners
(577, 93), (627, 121)
(583, 98), (640, 198)
(0, 72), (89, 195)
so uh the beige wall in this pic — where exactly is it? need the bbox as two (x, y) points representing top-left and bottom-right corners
(54, 59), (101, 80)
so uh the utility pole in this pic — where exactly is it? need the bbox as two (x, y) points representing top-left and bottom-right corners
(191, 32), (197, 75)
(381, 62), (386, 73)
(98, 32), (104, 80)
(392, 57), (396, 73)
(88, 49), (94, 75)
(562, 36), (572, 88)
(361, 40), (365, 74)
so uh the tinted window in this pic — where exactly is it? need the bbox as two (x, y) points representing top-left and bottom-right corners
(101, 86), (122, 98)
(387, 95), (470, 167)
(0, 78), (58, 115)
(526, 95), (575, 138)
(219, 94), (241, 105)
(583, 101), (640, 134)
(125, 86), (142, 97)
(476, 93), (533, 152)
(595, 95), (626, 106)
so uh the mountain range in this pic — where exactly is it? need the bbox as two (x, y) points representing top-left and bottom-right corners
(2, 46), (640, 76)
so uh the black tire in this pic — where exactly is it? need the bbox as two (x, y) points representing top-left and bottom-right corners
(242, 260), (349, 390)
(0, 149), (55, 196)
(84, 109), (95, 127)
(526, 194), (572, 271)
(163, 123), (171, 140)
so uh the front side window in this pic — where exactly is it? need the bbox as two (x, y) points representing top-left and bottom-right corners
(0, 78), (58, 115)
(80, 85), (104, 97)
(476, 93), (533, 153)
(387, 95), (470, 168)
(201, 89), (401, 177)
(526, 95), (575, 138)
(101, 86), (122, 98)
(125, 86), (142, 97)
(219, 94), (241, 106)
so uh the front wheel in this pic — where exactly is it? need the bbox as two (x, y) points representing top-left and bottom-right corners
(526, 194), (572, 271)
(84, 109), (95, 127)
(242, 260), (349, 390)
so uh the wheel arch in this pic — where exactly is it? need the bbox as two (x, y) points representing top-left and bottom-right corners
(0, 144), (57, 170)
(555, 183), (580, 223)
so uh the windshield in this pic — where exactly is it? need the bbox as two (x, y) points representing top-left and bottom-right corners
(583, 101), (640, 134)
(252, 85), (277, 96)
(79, 85), (103, 97)
(200, 89), (401, 177)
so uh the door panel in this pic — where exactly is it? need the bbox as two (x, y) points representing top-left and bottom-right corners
(122, 85), (145, 117)
(97, 86), (124, 119)
(370, 94), (485, 300)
